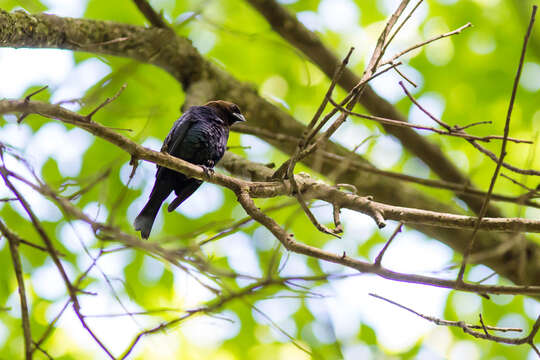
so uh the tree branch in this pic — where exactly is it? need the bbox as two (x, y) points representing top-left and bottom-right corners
(369, 293), (540, 350)
(132, 0), (169, 28)
(2, 97), (540, 233)
(245, 0), (502, 218)
(3, 98), (540, 294)
(2, 8), (540, 298)
(0, 221), (32, 360)
(2, 8), (531, 279)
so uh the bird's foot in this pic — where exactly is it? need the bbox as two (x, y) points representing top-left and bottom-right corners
(200, 165), (215, 177)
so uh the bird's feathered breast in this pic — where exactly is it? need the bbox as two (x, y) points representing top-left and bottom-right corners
(161, 106), (229, 167)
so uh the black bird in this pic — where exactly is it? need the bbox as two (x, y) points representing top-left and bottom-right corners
(134, 100), (246, 239)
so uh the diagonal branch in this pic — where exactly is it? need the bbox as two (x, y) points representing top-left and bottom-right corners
(132, 0), (169, 28)
(379, 22), (473, 67)
(0, 159), (116, 359)
(369, 293), (540, 350)
(2, 9), (540, 295)
(244, 0), (499, 218)
(0, 221), (33, 360)
(3, 97), (540, 294)
(0, 7), (522, 269)
(235, 123), (540, 209)
(458, 4), (537, 283)
(6, 98), (540, 233)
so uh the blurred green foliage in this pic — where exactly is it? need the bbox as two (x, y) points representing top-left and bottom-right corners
(0, 0), (539, 359)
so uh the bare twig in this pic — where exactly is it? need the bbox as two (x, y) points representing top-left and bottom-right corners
(85, 83), (126, 119)
(468, 139), (540, 176)
(328, 96), (531, 144)
(400, 81), (451, 130)
(0, 160), (116, 359)
(275, 48), (353, 236)
(17, 85), (49, 123)
(374, 223), (403, 266)
(332, 204), (343, 234)
(303, 61), (403, 147)
(457, 5), (537, 283)
(370, 293), (523, 333)
(132, 0), (169, 28)
(380, 22), (473, 67)
(234, 125), (540, 209)
(237, 188), (540, 295)
(0, 221), (32, 359)
(393, 65), (418, 87)
(502, 173), (539, 195)
(119, 277), (292, 359)
(370, 292), (540, 354)
(273, 47), (353, 179)
(383, 0), (425, 52)
(479, 313), (490, 336)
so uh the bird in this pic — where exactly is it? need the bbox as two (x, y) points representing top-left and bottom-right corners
(133, 100), (246, 239)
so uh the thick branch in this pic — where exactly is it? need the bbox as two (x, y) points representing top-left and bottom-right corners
(2, 98), (540, 233)
(2, 98), (540, 291)
(2, 10), (540, 291)
(220, 152), (540, 288)
(0, 9), (499, 221)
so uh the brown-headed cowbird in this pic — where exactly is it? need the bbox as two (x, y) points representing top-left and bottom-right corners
(134, 100), (246, 239)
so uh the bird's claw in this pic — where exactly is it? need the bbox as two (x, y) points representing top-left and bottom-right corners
(200, 165), (215, 177)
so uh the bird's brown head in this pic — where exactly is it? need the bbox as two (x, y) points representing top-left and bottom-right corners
(205, 100), (246, 126)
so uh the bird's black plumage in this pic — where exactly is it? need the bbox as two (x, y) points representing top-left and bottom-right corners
(134, 100), (246, 239)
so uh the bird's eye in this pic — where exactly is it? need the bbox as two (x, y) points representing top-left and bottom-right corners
(232, 105), (240, 113)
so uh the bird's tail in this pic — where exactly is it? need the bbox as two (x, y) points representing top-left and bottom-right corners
(134, 183), (170, 239)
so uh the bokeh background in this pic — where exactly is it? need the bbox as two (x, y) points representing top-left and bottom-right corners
(0, 0), (539, 359)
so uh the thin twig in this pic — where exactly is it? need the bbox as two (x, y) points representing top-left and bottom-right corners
(303, 61), (403, 147)
(85, 84), (127, 119)
(234, 125), (540, 209)
(236, 188), (540, 295)
(332, 204), (343, 234)
(132, 0), (169, 28)
(281, 49), (354, 237)
(17, 85), (49, 123)
(393, 65), (418, 87)
(272, 47), (354, 180)
(457, 5), (537, 283)
(400, 81), (451, 130)
(502, 173), (539, 194)
(479, 313), (490, 336)
(0, 166), (116, 359)
(383, 0), (425, 52)
(468, 139), (540, 176)
(380, 22), (473, 67)
(369, 293), (526, 336)
(374, 223), (403, 266)
(328, 96), (531, 144)
(0, 221), (33, 359)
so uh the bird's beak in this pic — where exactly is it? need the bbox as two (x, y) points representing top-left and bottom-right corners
(233, 112), (246, 122)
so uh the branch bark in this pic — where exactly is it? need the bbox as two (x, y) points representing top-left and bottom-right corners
(0, 9), (483, 220)
(2, 98), (540, 292)
(1, 10), (540, 291)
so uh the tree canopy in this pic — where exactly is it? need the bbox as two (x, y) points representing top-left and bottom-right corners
(0, 0), (539, 359)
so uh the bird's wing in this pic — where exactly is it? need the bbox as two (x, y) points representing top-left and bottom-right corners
(167, 179), (203, 212)
(156, 111), (197, 178)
